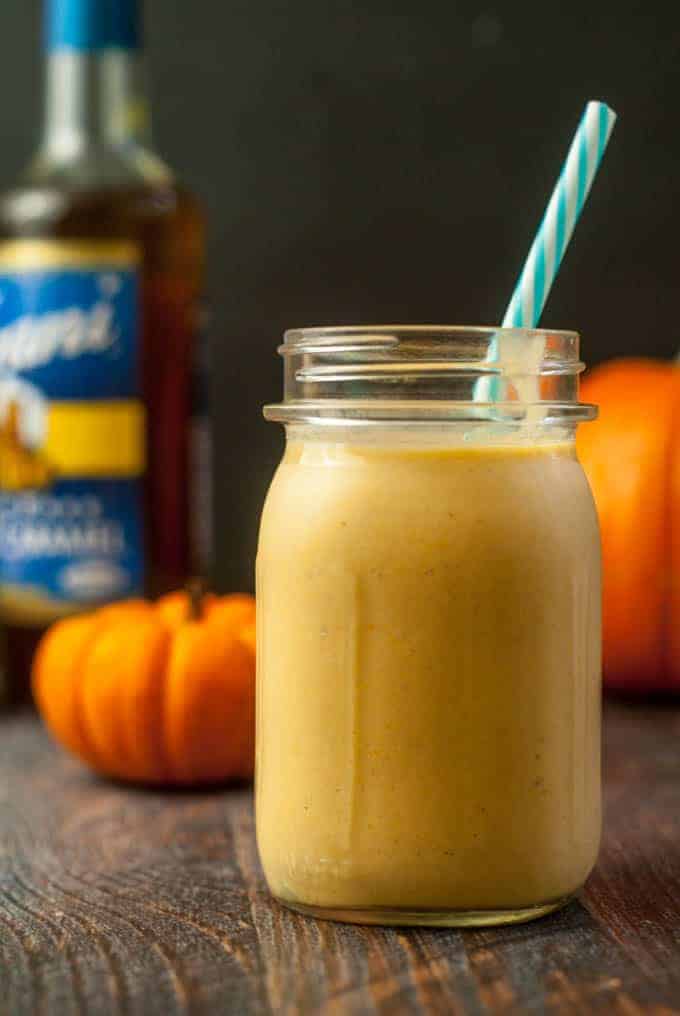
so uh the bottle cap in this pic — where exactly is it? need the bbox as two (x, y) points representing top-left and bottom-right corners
(46, 0), (141, 52)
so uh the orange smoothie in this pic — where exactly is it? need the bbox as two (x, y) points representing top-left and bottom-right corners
(256, 433), (601, 923)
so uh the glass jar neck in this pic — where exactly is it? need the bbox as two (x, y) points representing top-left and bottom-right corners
(41, 48), (151, 165)
(265, 326), (596, 430)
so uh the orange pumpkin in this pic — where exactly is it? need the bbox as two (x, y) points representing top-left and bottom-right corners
(32, 589), (256, 783)
(578, 358), (680, 692)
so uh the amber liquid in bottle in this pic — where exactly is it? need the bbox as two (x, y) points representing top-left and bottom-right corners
(0, 11), (205, 701)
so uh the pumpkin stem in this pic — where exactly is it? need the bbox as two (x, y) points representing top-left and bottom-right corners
(187, 577), (206, 621)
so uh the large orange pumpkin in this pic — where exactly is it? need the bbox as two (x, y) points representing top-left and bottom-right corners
(32, 589), (256, 783)
(578, 358), (680, 692)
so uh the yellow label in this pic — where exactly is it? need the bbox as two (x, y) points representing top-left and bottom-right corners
(45, 400), (146, 477)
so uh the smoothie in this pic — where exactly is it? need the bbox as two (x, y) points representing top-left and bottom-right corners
(256, 434), (601, 921)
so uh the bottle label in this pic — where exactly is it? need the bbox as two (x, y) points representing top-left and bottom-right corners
(0, 240), (145, 626)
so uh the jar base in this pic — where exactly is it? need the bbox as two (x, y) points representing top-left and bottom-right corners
(276, 894), (576, 928)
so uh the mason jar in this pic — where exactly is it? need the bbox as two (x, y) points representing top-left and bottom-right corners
(256, 326), (601, 927)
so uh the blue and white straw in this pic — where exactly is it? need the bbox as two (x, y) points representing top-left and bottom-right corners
(502, 100), (617, 329)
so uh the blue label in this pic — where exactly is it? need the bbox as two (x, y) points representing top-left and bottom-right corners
(47, 0), (140, 52)
(0, 481), (144, 607)
(0, 264), (139, 396)
(0, 242), (145, 624)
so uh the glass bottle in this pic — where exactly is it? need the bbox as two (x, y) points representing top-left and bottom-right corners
(0, 0), (206, 702)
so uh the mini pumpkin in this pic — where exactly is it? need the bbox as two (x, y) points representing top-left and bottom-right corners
(32, 587), (256, 784)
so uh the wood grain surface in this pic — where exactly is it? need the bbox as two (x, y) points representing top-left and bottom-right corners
(0, 701), (678, 1015)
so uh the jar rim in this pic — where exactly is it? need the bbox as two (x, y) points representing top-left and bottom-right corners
(282, 324), (580, 345)
(266, 324), (596, 427)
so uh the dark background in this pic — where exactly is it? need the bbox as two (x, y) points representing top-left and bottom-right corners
(1, 1), (678, 590)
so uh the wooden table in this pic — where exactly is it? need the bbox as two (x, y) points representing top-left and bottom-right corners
(0, 702), (678, 1015)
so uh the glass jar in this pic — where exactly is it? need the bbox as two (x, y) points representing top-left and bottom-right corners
(256, 326), (601, 927)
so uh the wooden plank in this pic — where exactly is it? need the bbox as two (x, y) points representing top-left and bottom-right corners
(0, 702), (678, 1015)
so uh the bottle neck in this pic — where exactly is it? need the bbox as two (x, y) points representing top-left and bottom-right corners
(42, 47), (151, 163)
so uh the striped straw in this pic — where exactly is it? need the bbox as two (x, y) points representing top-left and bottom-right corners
(502, 101), (617, 328)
